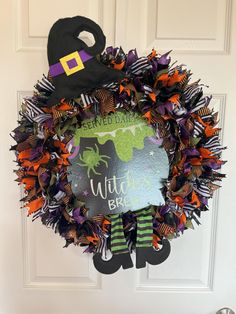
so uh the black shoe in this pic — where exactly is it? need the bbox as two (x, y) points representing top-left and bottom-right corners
(93, 252), (133, 275)
(136, 239), (171, 269)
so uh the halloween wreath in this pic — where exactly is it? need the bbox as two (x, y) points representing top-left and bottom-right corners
(11, 16), (226, 274)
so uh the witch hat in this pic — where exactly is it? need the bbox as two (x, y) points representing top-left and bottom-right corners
(47, 16), (124, 105)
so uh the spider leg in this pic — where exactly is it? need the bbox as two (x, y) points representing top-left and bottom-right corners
(76, 162), (86, 167)
(101, 159), (108, 168)
(85, 147), (94, 151)
(87, 168), (91, 178)
(77, 154), (87, 167)
(100, 155), (111, 160)
(78, 153), (85, 162)
(92, 167), (101, 176)
(95, 144), (99, 154)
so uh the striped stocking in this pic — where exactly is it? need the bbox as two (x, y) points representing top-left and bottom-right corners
(93, 213), (133, 274)
(110, 214), (129, 254)
(136, 208), (153, 248)
(135, 207), (171, 268)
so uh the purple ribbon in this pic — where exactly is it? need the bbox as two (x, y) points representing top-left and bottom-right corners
(49, 50), (93, 77)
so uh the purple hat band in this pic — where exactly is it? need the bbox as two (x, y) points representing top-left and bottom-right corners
(49, 50), (93, 77)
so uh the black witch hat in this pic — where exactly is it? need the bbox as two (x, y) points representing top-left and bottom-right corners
(47, 16), (124, 105)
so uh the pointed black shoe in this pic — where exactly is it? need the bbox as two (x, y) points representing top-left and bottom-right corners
(93, 252), (133, 275)
(135, 239), (171, 269)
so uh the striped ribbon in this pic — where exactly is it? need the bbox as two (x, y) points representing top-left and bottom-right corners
(136, 208), (153, 248)
(191, 95), (212, 113)
(102, 82), (119, 92)
(168, 64), (185, 76)
(197, 106), (212, 121)
(129, 57), (152, 75)
(184, 84), (202, 103)
(94, 89), (116, 115)
(80, 93), (98, 109)
(193, 181), (211, 198)
(156, 222), (175, 236)
(23, 98), (51, 124)
(204, 135), (223, 155)
(193, 120), (205, 137)
(35, 74), (55, 93)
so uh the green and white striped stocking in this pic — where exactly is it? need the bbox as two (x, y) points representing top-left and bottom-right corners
(136, 207), (153, 248)
(110, 214), (129, 254)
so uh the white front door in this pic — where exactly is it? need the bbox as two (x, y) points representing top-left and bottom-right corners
(1, 0), (235, 313)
